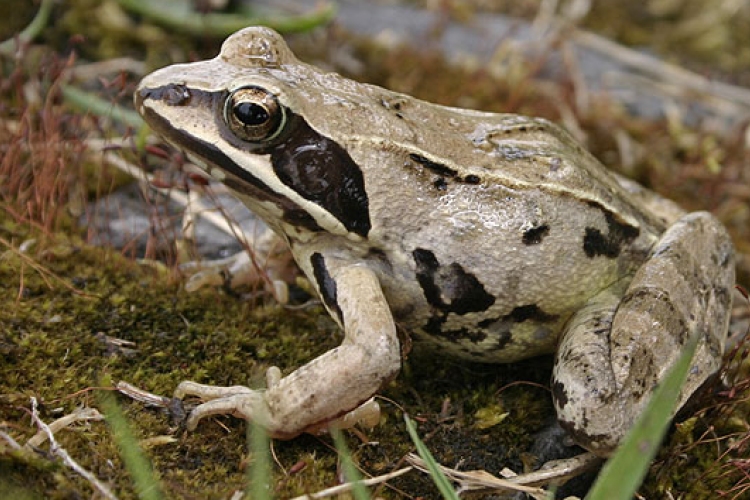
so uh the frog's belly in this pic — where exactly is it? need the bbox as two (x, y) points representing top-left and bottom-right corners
(410, 309), (571, 363)
(386, 278), (574, 363)
(376, 250), (589, 363)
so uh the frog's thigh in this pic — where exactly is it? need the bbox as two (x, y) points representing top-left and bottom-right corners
(552, 211), (734, 455)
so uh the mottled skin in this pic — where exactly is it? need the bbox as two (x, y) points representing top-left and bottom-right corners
(135, 27), (735, 455)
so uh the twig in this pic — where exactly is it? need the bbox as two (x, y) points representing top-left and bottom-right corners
(288, 466), (413, 500)
(572, 29), (750, 110)
(116, 381), (172, 409)
(25, 406), (104, 449)
(0, 431), (22, 450)
(407, 451), (601, 498)
(66, 57), (147, 82)
(27, 397), (118, 500)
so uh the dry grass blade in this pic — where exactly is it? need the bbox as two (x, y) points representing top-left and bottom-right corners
(0, 234), (99, 300)
(407, 451), (602, 497)
(288, 466), (412, 500)
(97, 140), (289, 301)
(96, 143), (266, 257)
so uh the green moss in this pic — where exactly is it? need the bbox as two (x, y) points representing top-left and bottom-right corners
(0, 208), (562, 497)
(2, 1), (749, 496)
(0, 213), (340, 497)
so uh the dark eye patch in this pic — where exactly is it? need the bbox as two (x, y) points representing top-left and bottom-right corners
(269, 112), (371, 237)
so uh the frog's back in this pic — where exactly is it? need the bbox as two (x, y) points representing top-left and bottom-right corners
(273, 62), (652, 235)
(312, 89), (672, 363)
(214, 27), (670, 362)
(216, 26), (657, 234)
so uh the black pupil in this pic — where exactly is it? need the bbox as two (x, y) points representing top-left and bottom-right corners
(234, 102), (269, 126)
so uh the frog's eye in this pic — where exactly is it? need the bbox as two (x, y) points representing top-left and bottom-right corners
(224, 86), (285, 142)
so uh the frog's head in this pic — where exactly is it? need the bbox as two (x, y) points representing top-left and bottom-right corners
(135, 26), (371, 241)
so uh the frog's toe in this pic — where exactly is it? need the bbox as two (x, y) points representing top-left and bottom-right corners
(174, 380), (254, 401)
(173, 381), (253, 430)
(183, 266), (229, 292)
(180, 251), (255, 292)
(183, 391), (268, 431)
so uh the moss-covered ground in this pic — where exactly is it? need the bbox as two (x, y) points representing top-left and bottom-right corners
(0, 214), (559, 498)
(1, 1), (749, 498)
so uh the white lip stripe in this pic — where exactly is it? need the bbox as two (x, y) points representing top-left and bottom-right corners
(209, 168), (226, 181)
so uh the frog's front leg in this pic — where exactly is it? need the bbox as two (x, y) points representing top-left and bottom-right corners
(552, 212), (734, 455)
(175, 264), (401, 438)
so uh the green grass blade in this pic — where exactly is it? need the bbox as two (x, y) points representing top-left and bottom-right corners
(61, 85), (145, 129)
(586, 331), (701, 499)
(114, 0), (336, 37)
(247, 421), (272, 500)
(331, 427), (370, 500)
(404, 414), (460, 500)
(98, 390), (164, 500)
(0, 0), (54, 55)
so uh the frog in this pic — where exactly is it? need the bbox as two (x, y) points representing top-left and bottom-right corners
(134, 26), (735, 455)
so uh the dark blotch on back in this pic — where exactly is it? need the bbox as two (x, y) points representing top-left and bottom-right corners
(551, 380), (569, 408)
(424, 316), (488, 344)
(509, 304), (557, 322)
(409, 153), (458, 178)
(583, 211), (640, 258)
(476, 304), (559, 350)
(269, 112), (371, 237)
(413, 248), (495, 315)
(409, 154), (484, 188)
(310, 253), (342, 324)
(522, 224), (550, 245)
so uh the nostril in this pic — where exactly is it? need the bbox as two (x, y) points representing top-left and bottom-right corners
(137, 84), (191, 107)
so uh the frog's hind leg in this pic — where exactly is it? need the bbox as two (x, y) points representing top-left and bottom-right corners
(551, 211), (734, 456)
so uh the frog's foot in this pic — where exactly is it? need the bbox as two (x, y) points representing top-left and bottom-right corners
(179, 249), (294, 302)
(175, 261), (400, 439)
(175, 367), (382, 436)
(174, 380), (266, 431)
(552, 212), (734, 455)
